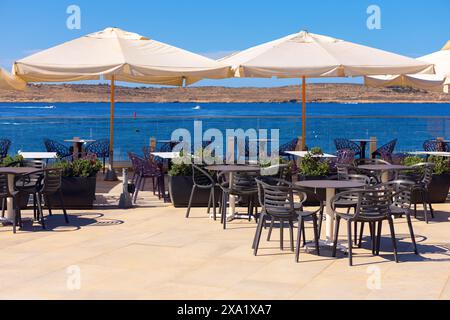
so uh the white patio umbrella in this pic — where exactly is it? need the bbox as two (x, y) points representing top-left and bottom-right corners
(0, 67), (26, 91)
(365, 41), (450, 93)
(13, 27), (232, 178)
(220, 30), (435, 149)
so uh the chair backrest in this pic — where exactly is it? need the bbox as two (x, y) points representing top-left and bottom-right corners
(23, 159), (46, 182)
(424, 139), (450, 152)
(0, 139), (11, 159)
(373, 139), (397, 161)
(128, 152), (145, 174)
(41, 169), (62, 194)
(333, 189), (392, 220)
(191, 164), (214, 188)
(256, 178), (302, 216)
(334, 139), (361, 153)
(279, 138), (299, 156)
(85, 139), (110, 157)
(0, 173), (9, 197)
(379, 180), (415, 210)
(336, 149), (356, 165)
(230, 171), (259, 194)
(340, 173), (373, 186)
(44, 138), (71, 158)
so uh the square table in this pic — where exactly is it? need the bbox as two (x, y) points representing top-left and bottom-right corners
(19, 152), (58, 160)
(285, 151), (337, 158)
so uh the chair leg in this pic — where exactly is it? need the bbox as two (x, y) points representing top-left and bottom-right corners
(45, 195), (53, 216)
(36, 193), (45, 230)
(222, 193), (228, 230)
(185, 186), (197, 218)
(267, 218), (275, 241)
(370, 222), (376, 256)
(312, 213), (320, 256)
(354, 221), (358, 246)
(387, 217), (399, 263)
(279, 219), (284, 251)
(207, 190), (212, 214)
(58, 190), (69, 224)
(406, 213), (419, 255)
(212, 188), (217, 221)
(422, 192), (429, 224)
(253, 212), (265, 256)
(358, 222), (365, 248)
(376, 220), (383, 256)
(295, 216), (303, 263)
(332, 216), (341, 258)
(318, 206), (324, 237)
(347, 221), (353, 266)
(414, 203), (417, 219)
(133, 176), (141, 203)
(302, 219), (306, 247)
(288, 220), (295, 252)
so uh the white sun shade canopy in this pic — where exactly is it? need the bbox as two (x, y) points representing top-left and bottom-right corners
(366, 42), (450, 93)
(221, 31), (435, 78)
(13, 27), (232, 86)
(0, 67), (26, 90)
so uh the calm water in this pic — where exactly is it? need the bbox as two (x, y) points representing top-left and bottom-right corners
(0, 102), (449, 161)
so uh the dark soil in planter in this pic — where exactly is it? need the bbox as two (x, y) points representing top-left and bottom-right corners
(169, 175), (220, 208)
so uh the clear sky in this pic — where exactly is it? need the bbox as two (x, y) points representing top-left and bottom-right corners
(0, 0), (448, 87)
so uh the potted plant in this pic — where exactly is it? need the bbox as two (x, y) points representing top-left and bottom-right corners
(50, 157), (102, 209)
(0, 154), (23, 167)
(403, 156), (450, 203)
(168, 152), (217, 208)
(298, 147), (330, 205)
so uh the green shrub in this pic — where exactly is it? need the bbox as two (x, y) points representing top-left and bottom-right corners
(300, 148), (330, 176)
(0, 155), (23, 167)
(52, 158), (102, 177)
(402, 155), (449, 175)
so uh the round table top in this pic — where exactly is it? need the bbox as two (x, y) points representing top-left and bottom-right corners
(295, 180), (366, 190)
(64, 139), (95, 143)
(205, 165), (261, 173)
(358, 164), (409, 171)
(0, 167), (41, 175)
(350, 139), (378, 143)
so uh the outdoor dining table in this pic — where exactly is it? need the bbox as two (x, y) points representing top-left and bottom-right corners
(295, 180), (366, 247)
(358, 164), (410, 182)
(64, 138), (95, 159)
(205, 165), (261, 219)
(285, 151), (337, 158)
(350, 138), (378, 159)
(150, 152), (182, 160)
(18, 152), (57, 160)
(0, 167), (41, 224)
(408, 151), (450, 157)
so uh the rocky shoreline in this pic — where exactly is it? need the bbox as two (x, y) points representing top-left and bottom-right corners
(0, 83), (449, 103)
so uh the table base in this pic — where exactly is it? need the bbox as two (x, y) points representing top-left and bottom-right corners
(304, 240), (348, 254)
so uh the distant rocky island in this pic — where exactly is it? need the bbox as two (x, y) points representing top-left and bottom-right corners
(0, 83), (449, 103)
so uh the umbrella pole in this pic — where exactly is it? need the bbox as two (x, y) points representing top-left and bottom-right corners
(105, 76), (118, 181)
(301, 76), (307, 151)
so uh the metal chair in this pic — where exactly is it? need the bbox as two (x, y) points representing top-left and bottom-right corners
(128, 152), (164, 203)
(218, 171), (259, 230)
(376, 180), (419, 255)
(406, 163), (435, 224)
(334, 139), (361, 158)
(0, 139), (11, 161)
(44, 138), (72, 159)
(331, 188), (399, 266)
(0, 173), (21, 233)
(279, 138), (299, 161)
(372, 139), (397, 162)
(186, 164), (219, 220)
(423, 139), (450, 152)
(85, 139), (110, 173)
(254, 178), (321, 262)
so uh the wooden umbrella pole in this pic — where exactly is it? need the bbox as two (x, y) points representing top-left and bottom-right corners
(301, 76), (307, 151)
(110, 75), (115, 169)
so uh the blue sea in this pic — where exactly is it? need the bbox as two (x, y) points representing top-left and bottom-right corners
(0, 102), (449, 161)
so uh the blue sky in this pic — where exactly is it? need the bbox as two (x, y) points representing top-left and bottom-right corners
(0, 0), (448, 87)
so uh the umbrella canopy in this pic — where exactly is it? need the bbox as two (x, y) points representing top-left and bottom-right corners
(221, 31), (434, 78)
(365, 42), (450, 93)
(13, 27), (232, 179)
(14, 27), (231, 86)
(0, 67), (26, 90)
(221, 30), (435, 149)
